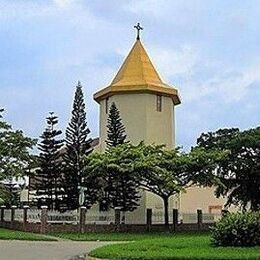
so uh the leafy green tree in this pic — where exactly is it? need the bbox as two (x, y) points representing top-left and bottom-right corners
(84, 144), (140, 213)
(197, 127), (260, 211)
(1, 180), (21, 207)
(135, 144), (222, 229)
(135, 144), (185, 228)
(0, 109), (36, 206)
(35, 112), (64, 210)
(85, 142), (223, 229)
(64, 81), (92, 210)
(0, 183), (11, 206)
(83, 152), (111, 210)
(106, 102), (127, 149)
(0, 109), (36, 182)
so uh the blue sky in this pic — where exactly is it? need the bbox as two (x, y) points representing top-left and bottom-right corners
(0, 0), (259, 149)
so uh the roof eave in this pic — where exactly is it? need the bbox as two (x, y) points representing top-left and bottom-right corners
(94, 84), (181, 105)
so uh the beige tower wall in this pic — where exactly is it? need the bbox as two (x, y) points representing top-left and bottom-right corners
(146, 95), (175, 148)
(97, 93), (176, 218)
(99, 93), (175, 151)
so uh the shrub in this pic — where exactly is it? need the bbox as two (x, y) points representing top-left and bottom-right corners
(211, 211), (260, 247)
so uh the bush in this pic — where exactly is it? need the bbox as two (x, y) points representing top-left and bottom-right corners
(211, 211), (260, 247)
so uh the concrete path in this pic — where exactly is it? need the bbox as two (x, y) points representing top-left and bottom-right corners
(0, 240), (115, 260)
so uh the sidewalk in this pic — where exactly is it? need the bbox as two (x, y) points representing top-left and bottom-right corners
(0, 240), (116, 260)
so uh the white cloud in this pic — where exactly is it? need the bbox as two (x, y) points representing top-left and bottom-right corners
(123, 0), (207, 24)
(52, 0), (78, 9)
(124, 0), (170, 17)
(0, 0), (84, 20)
(150, 45), (198, 79)
(0, 1), (54, 19)
(181, 65), (260, 104)
(218, 67), (260, 102)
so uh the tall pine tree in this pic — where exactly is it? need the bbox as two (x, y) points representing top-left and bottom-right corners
(35, 112), (64, 210)
(104, 102), (139, 216)
(64, 81), (92, 210)
(105, 102), (127, 149)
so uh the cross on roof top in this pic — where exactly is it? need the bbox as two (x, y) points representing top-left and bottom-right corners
(134, 23), (143, 40)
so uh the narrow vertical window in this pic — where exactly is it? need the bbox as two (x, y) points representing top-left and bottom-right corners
(156, 95), (162, 112)
(105, 97), (109, 114)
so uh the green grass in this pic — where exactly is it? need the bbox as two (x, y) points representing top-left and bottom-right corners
(51, 232), (193, 241)
(0, 228), (57, 241)
(89, 233), (260, 259)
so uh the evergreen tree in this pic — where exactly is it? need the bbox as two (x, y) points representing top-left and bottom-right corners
(108, 144), (140, 212)
(35, 112), (64, 210)
(105, 102), (127, 149)
(84, 144), (140, 213)
(64, 81), (92, 210)
(103, 102), (134, 215)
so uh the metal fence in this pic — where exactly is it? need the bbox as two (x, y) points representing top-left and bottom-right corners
(202, 213), (222, 223)
(14, 209), (24, 222)
(48, 210), (78, 224)
(4, 209), (11, 221)
(27, 209), (41, 223)
(2, 207), (222, 225)
(179, 213), (197, 224)
(85, 211), (115, 224)
(152, 211), (221, 224)
(152, 211), (173, 224)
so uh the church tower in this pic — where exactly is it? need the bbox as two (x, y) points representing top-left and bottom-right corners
(94, 24), (181, 152)
(93, 26), (229, 217)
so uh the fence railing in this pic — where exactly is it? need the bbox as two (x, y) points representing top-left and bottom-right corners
(152, 211), (173, 224)
(27, 209), (41, 223)
(202, 213), (222, 223)
(0, 205), (224, 234)
(179, 213), (197, 224)
(14, 209), (24, 222)
(4, 209), (11, 222)
(48, 210), (78, 224)
(1, 207), (222, 225)
(85, 211), (114, 224)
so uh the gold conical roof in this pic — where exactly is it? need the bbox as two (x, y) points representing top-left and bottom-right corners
(111, 40), (162, 86)
(94, 40), (181, 105)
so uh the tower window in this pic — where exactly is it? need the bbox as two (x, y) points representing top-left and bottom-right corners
(105, 97), (109, 114)
(156, 95), (162, 112)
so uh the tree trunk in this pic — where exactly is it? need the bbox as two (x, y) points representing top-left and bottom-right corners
(163, 197), (169, 232)
(251, 198), (260, 211)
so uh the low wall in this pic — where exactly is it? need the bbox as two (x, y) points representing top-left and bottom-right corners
(0, 220), (212, 234)
(0, 221), (41, 233)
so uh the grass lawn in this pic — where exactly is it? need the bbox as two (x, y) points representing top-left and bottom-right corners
(89, 233), (260, 259)
(51, 232), (190, 241)
(0, 228), (57, 241)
